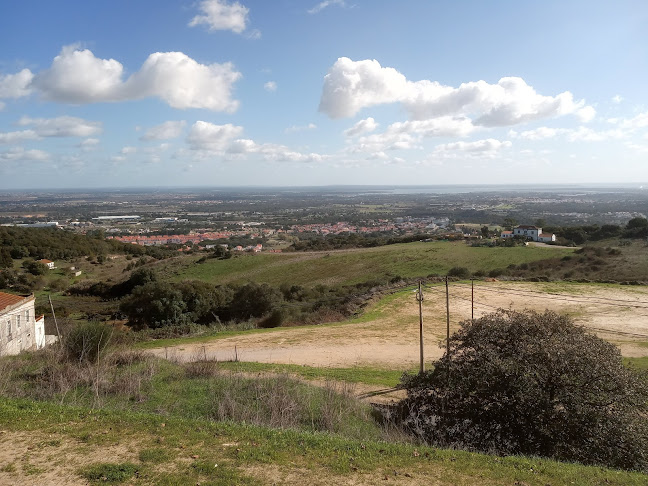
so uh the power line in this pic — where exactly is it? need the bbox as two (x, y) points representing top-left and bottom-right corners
(452, 283), (648, 310)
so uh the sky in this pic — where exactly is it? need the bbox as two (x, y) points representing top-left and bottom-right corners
(1, 0), (647, 189)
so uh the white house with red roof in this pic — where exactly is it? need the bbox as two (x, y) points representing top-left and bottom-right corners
(508, 225), (556, 242)
(0, 292), (49, 356)
(37, 259), (55, 269)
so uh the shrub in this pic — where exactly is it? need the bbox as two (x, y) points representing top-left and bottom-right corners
(447, 266), (470, 278)
(258, 308), (285, 328)
(63, 321), (113, 363)
(398, 309), (648, 471)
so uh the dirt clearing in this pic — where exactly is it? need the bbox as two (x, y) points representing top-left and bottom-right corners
(151, 282), (648, 369)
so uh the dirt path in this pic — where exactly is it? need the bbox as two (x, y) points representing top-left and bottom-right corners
(151, 282), (648, 369)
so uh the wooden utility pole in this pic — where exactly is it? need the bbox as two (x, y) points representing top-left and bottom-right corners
(416, 281), (424, 374)
(445, 276), (450, 358)
(471, 278), (474, 321)
(48, 294), (61, 345)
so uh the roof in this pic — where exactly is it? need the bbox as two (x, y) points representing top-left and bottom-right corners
(501, 231), (513, 234)
(539, 233), (554, 237)
(516, 225), (539, 230)
(0, 292), (31, 313)
(38, 259), (53, 264)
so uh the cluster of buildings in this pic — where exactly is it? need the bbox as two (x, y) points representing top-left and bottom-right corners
(288, 217), (450, 236)
(0, 292), (56, 356)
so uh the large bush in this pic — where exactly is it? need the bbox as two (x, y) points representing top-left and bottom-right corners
(398, 309), (648, 471)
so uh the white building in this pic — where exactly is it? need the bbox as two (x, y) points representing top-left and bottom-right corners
(0, 292), (48, 356)
(511, 225), (556, 242)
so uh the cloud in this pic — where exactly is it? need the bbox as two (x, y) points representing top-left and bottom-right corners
(18, 115), (102, 137)
(264, 81), (277, 92)
(610, 111), (648, 130)
(186, 120), (324, 162)
(308, 0), (346, 14)
(77, 138), (100, 151)
(285, 123), (317, 133)
(0, 69), (34, 99)
(344, 117), (378, 137)
(431, 138), (512, 159)
(0, 147), (50, 162)
(566, 127), (625, 142)
(31, 45), (241, 111)
(0, 130), (39, 144)
(387, 117), (475, 138)
(227, 139), (325, 163)
(187, 120), (244, 152)
(140, 120), (186, 141)
(612, 94), (623, 104)
(515, 127), (561, 140)
(189, 0), (249, 34)
(319, 57), (593, 127)
(120, 146), (137, 155)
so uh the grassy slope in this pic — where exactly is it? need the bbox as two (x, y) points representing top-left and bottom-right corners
(1, 398), (646, 486)
(159, 241), (574, 287)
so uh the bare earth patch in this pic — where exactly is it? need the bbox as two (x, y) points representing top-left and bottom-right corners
(151, 282), (648, 371)
(0, 430), (137, 486)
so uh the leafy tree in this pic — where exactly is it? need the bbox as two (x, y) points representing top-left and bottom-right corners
(119, 282), (188, 329)
(0, 248), (12, 269)
(398, 310), (648, 471)
(625, 217), (648, 238)
(502, 217), (518, 230)
(22, 259), (47, 275)
(480, 226), (490, 238)
(229, 282), (283, 320)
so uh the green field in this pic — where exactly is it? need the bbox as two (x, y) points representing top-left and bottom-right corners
(158, 241), (574, 287)
(2, 398), (647, 485)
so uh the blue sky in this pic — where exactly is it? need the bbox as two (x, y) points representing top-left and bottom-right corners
(1, 0), (647, 189)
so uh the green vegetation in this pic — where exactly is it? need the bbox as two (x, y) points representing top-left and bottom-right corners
(165, 241), (574, 287)
(215, 362), (407, 387)
(399, 310), (648, 472)
(1, 398), (647, 485)
(80, 463), (139, 484)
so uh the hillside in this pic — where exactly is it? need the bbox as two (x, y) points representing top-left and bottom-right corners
(157, 241), (576, 287)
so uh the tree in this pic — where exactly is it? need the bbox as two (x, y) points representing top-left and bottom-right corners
(119, 282), (187, 329)
(0, 248), (12, 269)
(502, 217), (518, 230)
(229, 282), (283, 320)
(398, 309), (648, 471)
(480, 226), (490, 238)
(22, 259), (47, 275)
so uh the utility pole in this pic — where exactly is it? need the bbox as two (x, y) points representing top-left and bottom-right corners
(471, 278), (474, 321)
(416, 281), (424, 374)
(445, 276), (450, 358)
(48, 294), (61, 345)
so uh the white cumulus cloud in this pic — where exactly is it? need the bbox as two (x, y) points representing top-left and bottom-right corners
(344, 117), (378, 137)
(264, 81), (277, 92)
(31, 46), (241, 111)
(187, 121), (244, 152)
(0, 146), (50, 162)
(431, 139), (512, 159)
(319, 57), (593, 127)
(0, 130), (39, 144)
(189, 0), (249, 34)
(0, 69), (34, 99)
(140, 121), (186, 141)
(18, 115), (102, 137)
